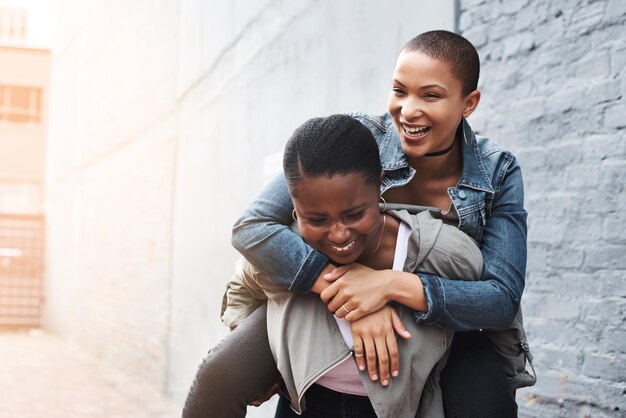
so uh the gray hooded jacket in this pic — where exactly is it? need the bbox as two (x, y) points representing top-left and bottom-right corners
(223, 209), (487, 417)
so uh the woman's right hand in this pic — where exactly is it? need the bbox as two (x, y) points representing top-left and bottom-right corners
(350, 305), (411, 386)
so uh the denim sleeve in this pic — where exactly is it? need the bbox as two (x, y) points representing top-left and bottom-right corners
(231, 173), (329, 293)
(414, 157), (527, 331)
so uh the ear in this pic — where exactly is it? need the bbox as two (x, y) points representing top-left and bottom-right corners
(462, 90), (481, 118)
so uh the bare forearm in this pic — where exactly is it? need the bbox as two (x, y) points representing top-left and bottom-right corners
(310, 263), (337, 294)
(387, 271), (427, 312)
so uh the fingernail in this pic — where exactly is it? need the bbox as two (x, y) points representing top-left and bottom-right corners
(324, 273), (331, 279)
(359, 365), (365, 371)
(372, 374), (378, 381)
(392, 370), (399, 377)
(382, 379), (388, 386)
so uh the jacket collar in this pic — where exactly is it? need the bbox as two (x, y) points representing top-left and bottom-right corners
(457, 119), (494, 194)
(379, 115), (494, 194)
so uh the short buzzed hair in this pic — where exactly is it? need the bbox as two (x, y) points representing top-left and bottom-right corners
(402, 30), (480, 96)
(283, 114), (382, 196)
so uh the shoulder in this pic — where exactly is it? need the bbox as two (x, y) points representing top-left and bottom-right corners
(474, 135), (521, 170)
(346, 111), (393, 135)
(346, 112), (409, 170)
(461, 121), (523, 195)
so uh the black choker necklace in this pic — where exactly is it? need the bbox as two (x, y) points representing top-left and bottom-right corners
(424, 136), (456, 157)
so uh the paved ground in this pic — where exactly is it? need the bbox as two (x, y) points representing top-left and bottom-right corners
(0, 329), (180, 418)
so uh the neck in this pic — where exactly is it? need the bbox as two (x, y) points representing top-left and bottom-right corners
(358, 213), (399, 270)
(409, 121), (464, 176)
(424, 135), (455, 157)
(408, 139), (462, 178)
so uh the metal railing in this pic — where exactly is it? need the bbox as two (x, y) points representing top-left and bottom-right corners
(0, 213), (44, 327)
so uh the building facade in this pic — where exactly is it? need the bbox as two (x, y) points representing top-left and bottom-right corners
(0, 5), (50, 328)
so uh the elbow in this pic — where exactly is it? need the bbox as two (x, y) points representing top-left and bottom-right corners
(493, 309), (518, 329)
(230, 228), (241, 251)
(493, 292), (521, 328)
(231, 215), (251, 253)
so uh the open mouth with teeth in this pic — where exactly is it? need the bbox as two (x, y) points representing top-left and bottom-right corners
(403, 125), (431, 139)
(329, 240), (357, 253)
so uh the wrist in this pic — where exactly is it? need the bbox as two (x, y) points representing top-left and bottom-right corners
(310, 263), (336, 294)
(388, 271), (427, 311)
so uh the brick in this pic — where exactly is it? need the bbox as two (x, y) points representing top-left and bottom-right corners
(568, 1), (607, 35)
(564, 164), (602, 189)
(526, 243), (552, 273)
(544, 297), (581, 321)
(584, 245), (626, 269)
(549, 245), (584, 269)
(592, 18), (626, 50)
(583, 135), (626, 167)
(501, 0), (529, 15)
(604, 102), (626, 128)
(586, 78), (623, 105)
(599, 161), (626, 192)
(502, 32), (536, 58)
(535, 346), (584, 374)
(547, 86), (586, 114)
(463, 27), (488, 48)
(559, 375), (626, 413)
(600, 326), (626, 353)
(546, 141), (584, 168)
(511, 97), (547, 121)
(459, 11), (474, 32)
(528, 370), (572, 402)
(574, 50), (612, 79)
(612, 46), (626, 77)
(605, 0), (626, 22)
(516, 147), (548, 170)
(527, 119), (564, 146)
(461, 0), (487, 10)
(596, 269), (626, 298)
(549, 35), (593, 66)
(529, 219), (569, 244)
(582, 353), (624, 382)
(603, 215), (626, 242)
(563, 214), (604, 243)
(574, 187), (620, 214)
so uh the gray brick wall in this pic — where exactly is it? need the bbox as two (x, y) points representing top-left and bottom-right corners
(460, 1), (625, 416)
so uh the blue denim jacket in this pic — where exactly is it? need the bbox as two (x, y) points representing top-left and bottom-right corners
(232, 112), (527, 331)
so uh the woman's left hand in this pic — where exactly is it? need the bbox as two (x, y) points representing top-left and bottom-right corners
(321, 264), (393, 321)
(351, 304), (411, 385)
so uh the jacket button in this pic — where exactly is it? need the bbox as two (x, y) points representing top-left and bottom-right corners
(458, 190), (467, 199)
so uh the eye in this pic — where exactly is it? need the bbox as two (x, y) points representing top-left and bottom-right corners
(423, 92), (441, 100)
(345, 211), (365, 221)
(306, 217), (327, 225)
(392, 87), (405, 96)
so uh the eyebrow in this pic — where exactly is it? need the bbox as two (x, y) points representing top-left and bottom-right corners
(303, 203), (369, 216)
(421, 84), (448, 92)
(392, 79), (448, 92)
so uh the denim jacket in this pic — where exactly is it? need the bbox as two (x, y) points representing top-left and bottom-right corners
(232, 113), (528, 332)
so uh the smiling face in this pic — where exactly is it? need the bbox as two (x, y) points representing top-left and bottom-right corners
(387, 50), (480, 159)
(291, 172), (383, 265)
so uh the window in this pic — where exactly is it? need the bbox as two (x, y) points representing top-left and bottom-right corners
(0, 85), (42, 124)
(0, 8), (28, 43)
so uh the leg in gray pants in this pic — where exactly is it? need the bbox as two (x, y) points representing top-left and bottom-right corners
(182, 303), (280, 418)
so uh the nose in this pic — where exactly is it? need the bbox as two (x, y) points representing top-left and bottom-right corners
(328, 221), (350, 244)
(400, 97), (423, 120)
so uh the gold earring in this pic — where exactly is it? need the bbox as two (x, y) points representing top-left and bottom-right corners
(380, 196), (387, 212)
(292, 208), (297, 221)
